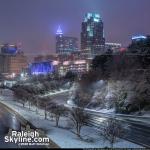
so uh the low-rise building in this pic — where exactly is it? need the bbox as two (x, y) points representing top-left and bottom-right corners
(105, 43), (122, 53)
(56, 59), (90, 76)
(0, 44), (28, 77)
(0, 52), (27, 76)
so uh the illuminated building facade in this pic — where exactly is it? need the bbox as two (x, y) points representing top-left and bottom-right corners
(33, 55), (90, 76)
(105, 43), (122, 53)
(29, 61), (54, 75)
(56, 26), (78, 55)
(0, 51), (27, 76)
(128, 35), (150, 53)
(1, 43), (18, 54)
(132, 35), (147, 43)
(81, 13), (105, 57)
(57, 59), (90, 76)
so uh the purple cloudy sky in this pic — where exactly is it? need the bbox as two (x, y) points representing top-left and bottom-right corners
(0, 0), (149, 55)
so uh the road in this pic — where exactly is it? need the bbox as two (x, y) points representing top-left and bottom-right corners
(42, 91), (150, 148)
(1, 89), (149, 148)
(50, 91), (70, 105)
(85, 109), (150, 148)
(65, 103), (150, 148)
(0, 103), (20, 148)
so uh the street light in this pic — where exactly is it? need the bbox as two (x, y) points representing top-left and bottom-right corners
(20, 73), (24, 78)
(12, 73), (16, 78)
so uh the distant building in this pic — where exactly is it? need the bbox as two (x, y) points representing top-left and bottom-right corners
(29, 61), (54, 75)
(56, 26), (78, 55)
(81, 13), (105, 58)
(131, 35), (148, 43)
(128, 35), (150, 53)
(34, 54), (58, 62)
(105, 43), (122, 53)
(1, 43), (18, 54)
(58, 59), (90, 76)
(33, 54), (91, 76)
(0, 51), (27, 76)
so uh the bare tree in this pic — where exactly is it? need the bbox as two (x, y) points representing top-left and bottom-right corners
(102, 118), (123, 148)
(48, 103), (67, 127)
(26, 93), (34, 111)
(68, 107), (89, 137)
(38, 97), (51, 119)
(33, 97), (40, 114)
(13, 88), (28, 107)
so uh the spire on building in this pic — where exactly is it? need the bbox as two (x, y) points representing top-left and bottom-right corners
(56, 26), (63, 35)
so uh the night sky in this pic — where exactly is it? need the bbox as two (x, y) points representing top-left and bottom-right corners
(0, 0), (150, 56)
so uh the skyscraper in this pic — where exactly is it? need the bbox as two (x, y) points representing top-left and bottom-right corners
(81, 13), (105, 57)
(56, 26), (78, 55)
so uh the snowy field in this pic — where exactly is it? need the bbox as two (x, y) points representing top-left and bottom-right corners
(0, 90), (143, 148)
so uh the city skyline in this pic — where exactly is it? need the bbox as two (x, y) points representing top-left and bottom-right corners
(0, 1), (150, 149)
(0, 0), (150, 55)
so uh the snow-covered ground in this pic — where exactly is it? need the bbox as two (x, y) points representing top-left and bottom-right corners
(39, 89), (70, 98)
(142, 111), (150, 117)
(0, 90), (143, 148)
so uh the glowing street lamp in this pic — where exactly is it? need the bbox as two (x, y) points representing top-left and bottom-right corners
(12, 73), (16, 78)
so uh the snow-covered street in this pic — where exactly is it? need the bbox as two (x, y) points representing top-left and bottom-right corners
(0, 91), (143, 148)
